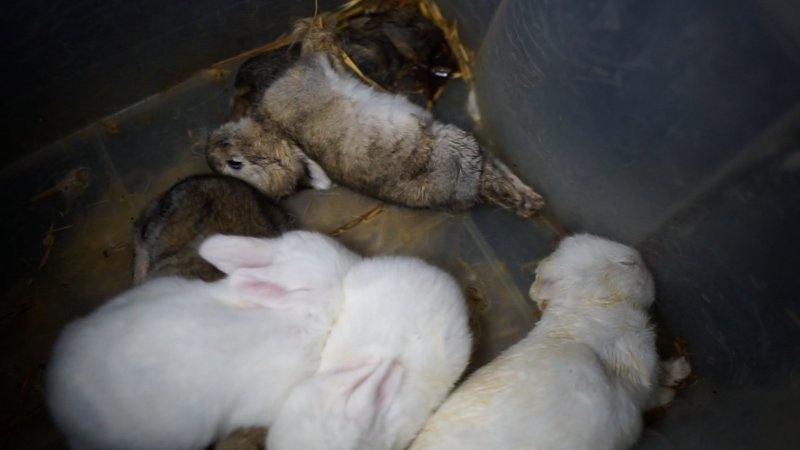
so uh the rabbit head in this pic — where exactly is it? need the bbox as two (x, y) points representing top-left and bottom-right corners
(199, 230), (361, 309)
(529, 234), (654, 313)
(267, 357), (404, 450)
(206, 117), (313, 198)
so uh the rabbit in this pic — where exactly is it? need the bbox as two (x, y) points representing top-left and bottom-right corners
(206, 117), (333, 198)
(228, 5), (454, 120)
(409, 234), (666, 450)
(646, 355), (692, 410)
(132, 174), (292, 284)
(206, 21), (545, 218)
(46, 230), (361, 450)
(266, 255), (473, 450)
(133, 175), (292, 450)
(230, 46), (301, 121)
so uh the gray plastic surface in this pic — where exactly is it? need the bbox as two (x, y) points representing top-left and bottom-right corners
(2, 0), (800, 448)
(459, 0), (800, 447)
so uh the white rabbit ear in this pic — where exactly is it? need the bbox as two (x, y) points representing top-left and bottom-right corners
(337, 358), (403, 426)
(198, 234), (272, 274)
(291, 145), (332, 190)
(529, 274), (557, 311)
(228, 268), (302, 309)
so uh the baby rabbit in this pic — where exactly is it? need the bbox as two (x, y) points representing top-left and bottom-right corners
(207, 22), (544, 217)
(229, 5), (454, 120)
(230, 46), (301, 121)
(47, 231), (360, 450)
(206, 117), (333, 198)
(133, 174), (292, 283)
(409, 234), (666, 450)
(267, 256), (472, 450)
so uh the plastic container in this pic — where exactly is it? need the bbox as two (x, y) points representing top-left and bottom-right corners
(1, 0), (798, 448)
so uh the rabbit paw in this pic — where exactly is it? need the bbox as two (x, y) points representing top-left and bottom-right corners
(661, 356), (692, 387)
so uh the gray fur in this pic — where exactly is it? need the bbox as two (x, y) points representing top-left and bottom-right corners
(206, 118), (315, 198)
(206, 25), (545, 217)
(262, 53), (483, 210)
(133, 174), (292, 283)
(228, 5), (455, 121)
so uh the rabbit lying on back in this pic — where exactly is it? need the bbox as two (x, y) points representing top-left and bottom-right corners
(229, 46), (301, 121)
(267, 256), (472, 450)
(207, 21), (544, 217)
(409, 234), (689, 450)
(47, 231), (360, 450)
(133, 174), (292, 283)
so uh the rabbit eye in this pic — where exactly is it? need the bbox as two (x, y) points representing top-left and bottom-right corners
(226, 159), (244, 170)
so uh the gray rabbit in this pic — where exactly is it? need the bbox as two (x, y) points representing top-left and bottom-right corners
(133, 174), (292, 449)
(229, 5), (455, 120)
(229, 46), (301, 121)
(207, 21), (544, 218)
(133, 174), (292, 284)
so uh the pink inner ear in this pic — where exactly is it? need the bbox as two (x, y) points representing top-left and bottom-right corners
(230, 271), (290, 308)
(345, 359), (404, 425)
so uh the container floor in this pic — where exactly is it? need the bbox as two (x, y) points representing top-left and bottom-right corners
(0, 63), (564, 448)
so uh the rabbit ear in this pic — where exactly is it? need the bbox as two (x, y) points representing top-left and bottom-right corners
(228, 267), (304, 309)
(198, 234), (273, 274)
(328, 358), (404, 427)
(290, 144), (332, 190)
(529, 274), (557, 311)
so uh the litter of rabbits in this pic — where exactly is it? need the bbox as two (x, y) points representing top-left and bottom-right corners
(1, 1), (697, 449)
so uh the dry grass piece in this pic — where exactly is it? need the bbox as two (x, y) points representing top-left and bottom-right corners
(39, 224), (72, 269)
(211, 0), (473, 105)
(418, 0), (474, 82)
(328, 203), (385, 237)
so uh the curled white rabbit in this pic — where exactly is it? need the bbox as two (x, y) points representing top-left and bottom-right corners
(267, 256), (472, 450)
(46, 231), (360, 450)
(410, 234), (666, 450)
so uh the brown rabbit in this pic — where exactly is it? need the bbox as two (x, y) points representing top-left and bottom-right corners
(229, 46), (301, 121)
(133, 174), (292, 283)
(229, 4), (455, 120)
(207, 21), (544, 217)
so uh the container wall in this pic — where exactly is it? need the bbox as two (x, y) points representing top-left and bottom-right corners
(467, 0), (800, 447)
(3, 0), (800, 448)
(1, 0), (340, 166)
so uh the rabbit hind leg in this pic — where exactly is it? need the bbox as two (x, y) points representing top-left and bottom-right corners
(478, 154), (545, 218)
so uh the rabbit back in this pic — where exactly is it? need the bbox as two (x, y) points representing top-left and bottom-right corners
(133, 174), (291, 283)
(266, 255), (471, 450)
(326, 256), (472, 449)
(410, 331), (643, 450)
(47, 276), (331, 450)
(412, 234), (658, 450)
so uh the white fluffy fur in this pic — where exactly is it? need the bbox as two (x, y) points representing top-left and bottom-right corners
(410, 234), (658, 450)
(267, 256), (472, 450)
(319, 54), (429, 127)
(46, 231), (360, 450)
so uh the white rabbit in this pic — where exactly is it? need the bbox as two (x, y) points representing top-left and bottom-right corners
(46, 231), (361, 450)
(267, 256), (472, 450)
(410, 234), (663, 450)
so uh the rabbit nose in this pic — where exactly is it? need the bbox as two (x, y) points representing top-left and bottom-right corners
(226, 159), (244, 170)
